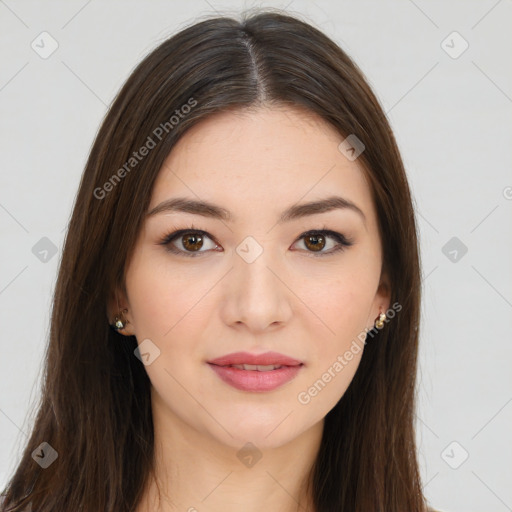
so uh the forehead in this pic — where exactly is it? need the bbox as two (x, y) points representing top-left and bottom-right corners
(149, 106), (376, 228)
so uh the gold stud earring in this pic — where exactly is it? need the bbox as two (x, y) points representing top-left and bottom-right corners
(110, 296), (129, 331)
(113, 310), (128, 330)
(375, 312), (386, 329)
(111, 308), (129, 331)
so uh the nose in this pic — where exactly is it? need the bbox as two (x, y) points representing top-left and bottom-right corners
(220, 247), (293, 334)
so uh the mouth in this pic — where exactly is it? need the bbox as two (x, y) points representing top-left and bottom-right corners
(206, 351), (304, 392)
(214, 363), (293, 371)
(207, 351), (303, 368)
(207, 361), (304, 392)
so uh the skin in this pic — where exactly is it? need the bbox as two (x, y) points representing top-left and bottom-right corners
(110, 105), (390, 512)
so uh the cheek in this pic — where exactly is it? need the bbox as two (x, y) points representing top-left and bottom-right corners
(306, 284), (367, 369)
(126, 269), (170, 337)
(294, 280), (368, 413)
(301, 265), (376, 336)
(125, 248), (209, 338)
(294, 260), (377, 386)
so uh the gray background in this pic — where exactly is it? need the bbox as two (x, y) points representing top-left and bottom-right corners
(1, 1), (511, 511)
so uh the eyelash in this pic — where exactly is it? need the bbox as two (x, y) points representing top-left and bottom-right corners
(158, 224), (354, 258)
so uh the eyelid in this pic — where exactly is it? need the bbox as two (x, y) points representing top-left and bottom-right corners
(292, 229), (354, 256)
(160, 228), (219, 257)
(159, 226), (353, 257)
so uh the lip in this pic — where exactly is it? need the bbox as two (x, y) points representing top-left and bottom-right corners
(207, 351), (303, 367)
(207, 351), (304, 392)
(208, 364), (303, 392)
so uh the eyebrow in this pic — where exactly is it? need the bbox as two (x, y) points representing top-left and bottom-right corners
(146, 195), (366, 226)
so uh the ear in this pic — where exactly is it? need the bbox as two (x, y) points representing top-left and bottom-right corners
(377, 271), (391, 306)
(369, 271), (392, 329)
(107, 287), (136, 336)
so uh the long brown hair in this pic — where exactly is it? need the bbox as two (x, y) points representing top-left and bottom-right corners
(1, 9), (426, 512)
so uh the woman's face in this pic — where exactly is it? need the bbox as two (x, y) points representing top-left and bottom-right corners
(117, 106), (390, 450)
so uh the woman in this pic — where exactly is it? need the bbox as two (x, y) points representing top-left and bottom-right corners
(1, 9), (441, 512)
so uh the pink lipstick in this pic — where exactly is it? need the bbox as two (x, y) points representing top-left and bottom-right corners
(207, 351), (303, 392)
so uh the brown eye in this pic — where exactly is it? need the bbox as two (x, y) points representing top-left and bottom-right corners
(303, 233), (326, 252)
(293, 229), (353, 256)
(181, 232), (204, 252)
(160, 229), (218, 257)
(161, 228), (352, 258)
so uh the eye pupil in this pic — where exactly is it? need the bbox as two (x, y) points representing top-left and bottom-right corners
(164, 229), (347, 257)
(305, 234), (325, 252)
(182, 233), (203, 251)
